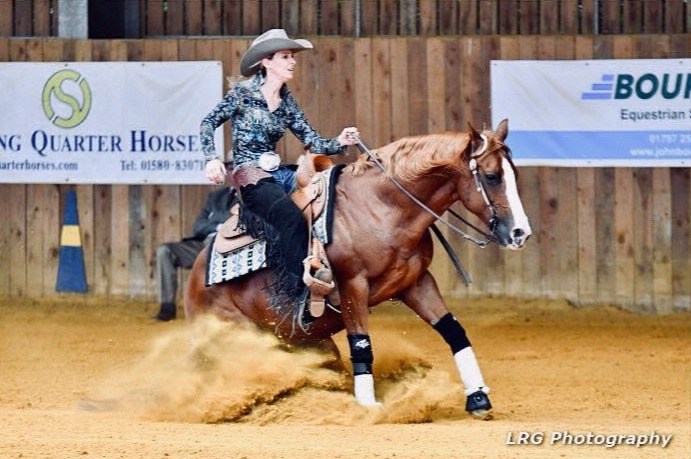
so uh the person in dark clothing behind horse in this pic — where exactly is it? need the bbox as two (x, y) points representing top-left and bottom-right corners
(153, 186), (234, 321)
(200, 29), (359, 327)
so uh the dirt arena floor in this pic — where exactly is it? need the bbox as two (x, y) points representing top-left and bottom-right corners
(0, 295), (689, 459)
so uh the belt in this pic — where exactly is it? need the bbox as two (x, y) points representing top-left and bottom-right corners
(232, 166), (272, 188)
(234, 151), (281, 173)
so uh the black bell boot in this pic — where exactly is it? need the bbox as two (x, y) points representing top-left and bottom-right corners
(465, 390), (493, 419)
(153, 302), (176, 321)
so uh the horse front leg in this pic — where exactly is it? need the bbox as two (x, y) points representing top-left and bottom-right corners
(400, 270), (492, 419)
(339, 276), (381, 407)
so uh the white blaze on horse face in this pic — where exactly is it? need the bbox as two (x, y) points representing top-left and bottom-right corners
(501, 157), (532, 249)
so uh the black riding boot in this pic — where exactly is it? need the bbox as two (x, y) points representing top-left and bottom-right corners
(241, 177), (310, 319)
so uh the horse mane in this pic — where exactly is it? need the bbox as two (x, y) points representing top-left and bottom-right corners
(344, 132), (472, 182)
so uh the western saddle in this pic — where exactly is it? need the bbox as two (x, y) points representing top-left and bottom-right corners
(213, 152), (339, 318)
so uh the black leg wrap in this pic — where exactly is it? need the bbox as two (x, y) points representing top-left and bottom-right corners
(432, 312), (471, 354)
(348, 334), (373, 376)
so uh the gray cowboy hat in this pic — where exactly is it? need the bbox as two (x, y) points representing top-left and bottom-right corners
(240, 29), (313, 77)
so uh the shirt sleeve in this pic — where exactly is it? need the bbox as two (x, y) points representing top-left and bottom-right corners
(200, 90), (239, 163)
(284, 93), (347, 156)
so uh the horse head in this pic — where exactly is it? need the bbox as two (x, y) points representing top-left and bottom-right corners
(459, 119), (531, 249)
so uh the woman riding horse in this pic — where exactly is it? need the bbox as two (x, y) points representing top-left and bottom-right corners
(200, 28), (360, 323)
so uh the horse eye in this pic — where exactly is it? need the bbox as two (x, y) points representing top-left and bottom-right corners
(484, 172), (501, 186)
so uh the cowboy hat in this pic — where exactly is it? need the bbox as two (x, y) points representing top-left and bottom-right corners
(240, 29), (313, 77)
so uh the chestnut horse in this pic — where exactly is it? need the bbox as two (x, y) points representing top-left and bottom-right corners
(184, 119), (531, 418)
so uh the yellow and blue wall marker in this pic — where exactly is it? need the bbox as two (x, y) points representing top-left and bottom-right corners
(56, 190), (87, 292)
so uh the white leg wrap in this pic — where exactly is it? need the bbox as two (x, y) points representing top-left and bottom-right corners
(453, 347), (490, 396)
(353, 374), (380, 406)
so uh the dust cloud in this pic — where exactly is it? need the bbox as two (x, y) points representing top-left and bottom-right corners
(82, 316), (464, 425)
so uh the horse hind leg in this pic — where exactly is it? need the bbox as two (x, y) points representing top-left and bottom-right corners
(285, 336), (346, 373)
(315, 336), (346, 372)
(183, 249), (212, 322)
(183, 249), (249, 323)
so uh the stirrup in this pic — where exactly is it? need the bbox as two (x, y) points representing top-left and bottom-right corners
(308, 267), (333, 318)
(303, 263), (335, 297)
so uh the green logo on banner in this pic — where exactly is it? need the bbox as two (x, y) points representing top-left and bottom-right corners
(42, 69), (92, 128)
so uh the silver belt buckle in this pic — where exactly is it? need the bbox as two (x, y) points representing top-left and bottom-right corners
(257, 151), (280, 172)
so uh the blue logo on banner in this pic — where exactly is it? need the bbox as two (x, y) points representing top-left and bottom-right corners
(582, 72), (690, 101)
(581, 74), (614, 100)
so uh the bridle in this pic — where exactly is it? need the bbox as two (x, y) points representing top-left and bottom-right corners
(468, 134), (499, 239)
(353, 135), (499, 248)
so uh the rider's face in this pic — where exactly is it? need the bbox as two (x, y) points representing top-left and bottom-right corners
(263, 50), (296, 82)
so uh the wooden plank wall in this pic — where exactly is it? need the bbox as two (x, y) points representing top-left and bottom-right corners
(1, 0), (688, 38)
(0, 35), (689, 314)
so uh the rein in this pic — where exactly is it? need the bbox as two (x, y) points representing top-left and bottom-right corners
(353, 136), (496, 248)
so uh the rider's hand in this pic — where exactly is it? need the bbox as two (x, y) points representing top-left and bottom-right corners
(205, 158), (226, 184)
(337, 127), (360, 146)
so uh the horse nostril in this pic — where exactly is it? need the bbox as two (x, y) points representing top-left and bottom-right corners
(512, 228), (524, 239)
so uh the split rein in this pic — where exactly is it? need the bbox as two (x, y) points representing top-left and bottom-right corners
(353, 136), (497, 249)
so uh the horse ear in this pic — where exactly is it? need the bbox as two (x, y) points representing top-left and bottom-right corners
(467, 121), (481, 139)
(466, 122), (483, 158)
(495, 119), (509, 142)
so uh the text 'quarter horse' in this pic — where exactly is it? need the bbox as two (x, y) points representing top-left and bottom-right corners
(184, 119), (531, 418)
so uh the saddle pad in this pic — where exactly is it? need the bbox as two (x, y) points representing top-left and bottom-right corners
(311, 164), (341, 245)
(204, 164), (344, 286)
(205, 235), (268, 286)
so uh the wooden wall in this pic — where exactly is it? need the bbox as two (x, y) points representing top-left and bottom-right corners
(1, 0), (688, 38)
(0, 34), (689, 314)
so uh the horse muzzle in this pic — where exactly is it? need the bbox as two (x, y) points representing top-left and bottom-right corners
(493, 220), (532, 250)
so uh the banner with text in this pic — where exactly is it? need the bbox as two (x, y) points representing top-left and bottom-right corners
(491, 59), (690, 167)
(0, 61), (223, 183)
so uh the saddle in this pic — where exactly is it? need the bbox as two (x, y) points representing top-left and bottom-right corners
(213, 152), (339, 317)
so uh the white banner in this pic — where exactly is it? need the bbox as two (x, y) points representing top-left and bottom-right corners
(0, 61), (223, 183)
(491, 59), (690, 167)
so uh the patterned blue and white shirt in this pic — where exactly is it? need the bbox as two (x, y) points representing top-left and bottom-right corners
(200, 73), (346, 168)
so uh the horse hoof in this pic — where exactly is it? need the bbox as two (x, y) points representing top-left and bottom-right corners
(465, 390), (493, 420)
(470, 408), (493, 420)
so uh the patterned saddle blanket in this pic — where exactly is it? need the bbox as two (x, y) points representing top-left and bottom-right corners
(205, 164), (343, 286)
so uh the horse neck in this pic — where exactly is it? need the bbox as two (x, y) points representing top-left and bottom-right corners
(375, 133), (469, 225)
(383, 170), (459, 229)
